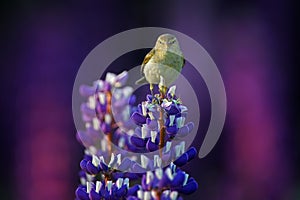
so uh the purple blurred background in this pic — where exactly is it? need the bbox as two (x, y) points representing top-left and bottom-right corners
(0, 0), (298, 199)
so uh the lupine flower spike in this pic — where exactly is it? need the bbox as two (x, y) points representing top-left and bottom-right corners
(76, 68), (198, 200)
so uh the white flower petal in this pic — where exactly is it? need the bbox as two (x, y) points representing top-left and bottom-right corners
(116, 178), (123, 189)
(146, 171), (154, 185)
(104, 114), (112, 124)
(105, 73), (116, 85)
(144, 191), (151, 200)
(168, 85), (176, 97)
(169, 115), (175, 126)
(155, 168), (163, 180)
(170, 191), (178, 200)
(151, 131), (157, 143)
(183, 173), (189, 186)
(92, 118), (100, 131)
(154, 155), (162, 168)
(124, 178), (129, 189)
(142, 102), (147, 116)
(165, 141), (172, 153)
(87, 182), (92, 194)
(96, 181), (102, 193)
(106, 180), (112, 192)
(108, 153), (115, 167)
(141, 155), (149, 169)
(137, 190), (144, 199)
(165, 168), (174, 180)
(92, 155), (100, 167)
(141, 125), (148, 139)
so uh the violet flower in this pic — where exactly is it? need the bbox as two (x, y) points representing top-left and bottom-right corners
(76, 72), (199, 200)
(127, 163), (198, 200)
(75, 178), (140, 200)
(130, 86), (194, 152)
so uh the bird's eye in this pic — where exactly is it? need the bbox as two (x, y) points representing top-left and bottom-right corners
(159, 40), (163, 44)
(168, 40), (175, 44)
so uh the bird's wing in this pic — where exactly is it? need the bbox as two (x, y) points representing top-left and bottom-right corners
(141, 48), (155, 76)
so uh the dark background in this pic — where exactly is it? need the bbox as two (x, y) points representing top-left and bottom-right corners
(0, 0), (298, 199)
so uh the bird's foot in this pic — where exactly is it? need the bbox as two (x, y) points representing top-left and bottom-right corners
(159, 86), (168, 99)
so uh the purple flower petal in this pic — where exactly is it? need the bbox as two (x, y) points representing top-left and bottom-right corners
(118, 157), (132, 171)
(160, 173), (172, 187)
(79, 85), (96, 97)
(187, 122), (194, 132)
(96, 103), (106, 113)
(129, 95), (136, 105)
(124, 172), (140, 179)
(75, 187), (89, 200)
(130, 136), (146, 148)
(127, 196), (139, 200)
(81, 103), (97, 117)
(111, 172), (125, 180)
(186, 147), (197, 162)
(177, 126), (189, 137)
(127, 185), (141, 196)
(80, 159), (87, 171)
(171, 170), (185, 187)
(134, 127), (142, 137)
(173, 153), (188, 167)
(146, 139), (159, 152)
(84, 154), (92, 161)
(146, 118), (158, 130)
(100, 187), (109, 199)
(127, 143), (142, 152)
(99, 161), (109, 171)
(131, 112), (147, 126)
(167, 92), (173, 99)
(132, 163), (146, 173)
(78, 170), (86, 178)
(116, 185), (127, 197)
(146, 94), (153, 102)
(166, 125), (178, 135)
(177, 179), (198, 194)
(115, 71), (128, 87)
(165, 104), (180, 115)
(86, 161), (100, 175)
(141, 174), (149, 190)
(137, 104), (142, 113)
(82, 114), (92, 122)
(89, 189), (101, 200)
(103, 82), (111, 91)
(100, 123), (111, 134)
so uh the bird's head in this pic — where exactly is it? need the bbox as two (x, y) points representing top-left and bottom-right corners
(155, 33), (181, 53)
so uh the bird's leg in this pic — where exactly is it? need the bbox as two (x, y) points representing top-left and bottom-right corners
(158, 76), (167, 99)
(150, 83), (155, 103)
(159, 85), (167, 99)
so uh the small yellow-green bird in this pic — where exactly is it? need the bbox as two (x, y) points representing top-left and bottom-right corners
(135, 33), (185, 96)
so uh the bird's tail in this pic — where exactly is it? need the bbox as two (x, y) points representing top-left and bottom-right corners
(135, 77), (147, 85)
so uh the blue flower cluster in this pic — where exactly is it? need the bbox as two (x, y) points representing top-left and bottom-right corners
(76, 178), (141, 200)
(127, 162), (198, 200)
(130, 86), (194, 153)
(75, 71), (198, 200)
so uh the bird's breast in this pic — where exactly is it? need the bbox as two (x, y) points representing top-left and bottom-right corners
(143, 57), (182, 86)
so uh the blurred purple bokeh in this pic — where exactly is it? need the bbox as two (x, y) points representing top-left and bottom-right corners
(0, 1), (298, 200)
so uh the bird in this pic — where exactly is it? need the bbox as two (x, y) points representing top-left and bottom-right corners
(135, 33), (185, 98)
